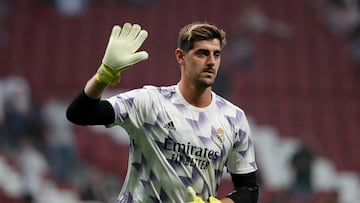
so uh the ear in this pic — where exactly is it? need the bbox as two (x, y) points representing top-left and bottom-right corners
(175, 48), (185, 65)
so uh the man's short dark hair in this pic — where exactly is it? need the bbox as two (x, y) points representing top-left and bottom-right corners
(177, 22), (226, 52)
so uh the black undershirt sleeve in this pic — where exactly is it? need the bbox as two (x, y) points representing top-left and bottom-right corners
(226, 171), (259, 203)
(66, 90), (115, 125)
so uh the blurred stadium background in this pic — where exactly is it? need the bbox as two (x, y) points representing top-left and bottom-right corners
(0, 0), (359, 203)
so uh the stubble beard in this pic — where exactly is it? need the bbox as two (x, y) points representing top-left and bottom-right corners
(196, 77), (215, 89)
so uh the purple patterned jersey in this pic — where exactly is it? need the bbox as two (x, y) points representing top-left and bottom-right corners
(106, 84), (257, 203)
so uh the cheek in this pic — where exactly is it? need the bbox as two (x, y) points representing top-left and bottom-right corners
(185, 58), (200, 70)
(214, 62), (220, 71)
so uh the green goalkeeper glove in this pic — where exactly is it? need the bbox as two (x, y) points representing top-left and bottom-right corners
(187, 187), (222, 203)
(96, 22), (149, 85)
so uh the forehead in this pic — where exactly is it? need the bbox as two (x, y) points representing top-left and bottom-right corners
(192, 39), (221, 51)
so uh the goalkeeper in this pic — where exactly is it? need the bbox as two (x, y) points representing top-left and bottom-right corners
(66, 22), (259, 203)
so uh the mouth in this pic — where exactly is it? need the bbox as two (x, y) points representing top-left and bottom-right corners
(203, 68), (215, 74)
(201, 70), (216, 80)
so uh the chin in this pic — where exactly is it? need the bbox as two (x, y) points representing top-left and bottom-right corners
(198, 80), (214, 88)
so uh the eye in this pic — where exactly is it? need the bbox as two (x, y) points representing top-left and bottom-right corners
(195, 49), (210, 57)
(214, 51), (221, 57)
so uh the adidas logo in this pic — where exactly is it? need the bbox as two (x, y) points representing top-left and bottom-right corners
(164, 121), (176, 130)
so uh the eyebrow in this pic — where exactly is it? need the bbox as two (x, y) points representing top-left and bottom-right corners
(194, 48), (221, 55)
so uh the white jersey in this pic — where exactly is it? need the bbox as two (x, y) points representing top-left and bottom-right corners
(106, 84), (257, 203)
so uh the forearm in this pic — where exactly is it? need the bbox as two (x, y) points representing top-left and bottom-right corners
(67, 22), (148, 124)
(84, 75), (110, 99)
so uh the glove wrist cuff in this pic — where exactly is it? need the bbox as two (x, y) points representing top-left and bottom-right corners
(95, 64), (121, 86)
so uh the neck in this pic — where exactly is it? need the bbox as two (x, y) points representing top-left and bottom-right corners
(178, 81), (212, 108)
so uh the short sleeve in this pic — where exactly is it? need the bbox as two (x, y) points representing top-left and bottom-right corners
(106, 88), (151, 128)
(226, 114), (257, 174)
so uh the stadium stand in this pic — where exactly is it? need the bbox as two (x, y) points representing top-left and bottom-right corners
(0, 0), (359, 202)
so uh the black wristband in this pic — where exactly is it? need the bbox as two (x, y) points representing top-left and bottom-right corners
(226, 185), (259, 203)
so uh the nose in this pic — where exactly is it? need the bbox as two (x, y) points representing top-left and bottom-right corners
(206, 54), (216, 65)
